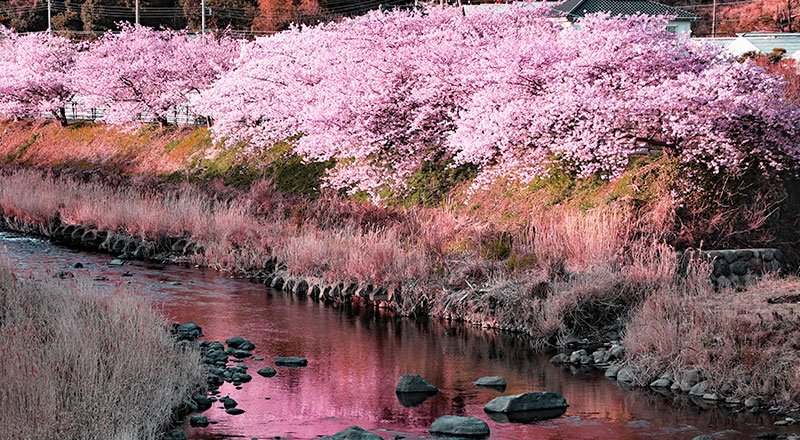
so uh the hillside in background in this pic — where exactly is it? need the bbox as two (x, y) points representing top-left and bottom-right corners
(0, 0), (383, 35)
(4, 0), (798, 36)
(666, 0), (800, 35)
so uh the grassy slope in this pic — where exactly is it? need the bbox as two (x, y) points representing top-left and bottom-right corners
(0, 119), (330, 194)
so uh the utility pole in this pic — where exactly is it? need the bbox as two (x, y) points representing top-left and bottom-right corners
(135, 0), (139, 25)
(46, 0), (51, 33)
(201, 0), (205, 35)
(712, 0), (717, 37)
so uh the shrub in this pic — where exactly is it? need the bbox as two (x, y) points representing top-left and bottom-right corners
(624, 275), (800, 406)
(0, 255), (205, 439)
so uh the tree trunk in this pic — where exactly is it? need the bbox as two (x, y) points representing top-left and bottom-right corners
(155, 114), (169, 128)
(53, 108), (68, 127)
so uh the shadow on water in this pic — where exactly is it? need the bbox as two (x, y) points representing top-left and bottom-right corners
(2, 231), (798, 440)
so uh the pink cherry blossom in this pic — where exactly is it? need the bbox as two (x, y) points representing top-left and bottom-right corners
(72, 24), (239, 126)
(0, 27), (77, 126)
(200, 7), (799, 198)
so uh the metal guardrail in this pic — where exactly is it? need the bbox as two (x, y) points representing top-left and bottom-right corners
(42, 100), (208, 126)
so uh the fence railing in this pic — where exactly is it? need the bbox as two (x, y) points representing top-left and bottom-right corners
(43, 99), (209, 126)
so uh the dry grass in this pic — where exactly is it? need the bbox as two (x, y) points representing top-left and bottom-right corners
(0, 119), (206, 175)
(0, 168), (431, 285)
(0, 168), (693, 344)
(624, 272), (800, 407)
(0, 254), (205, 440)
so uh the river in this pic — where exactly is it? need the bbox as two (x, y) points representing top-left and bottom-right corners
(1, 231), (793, 440)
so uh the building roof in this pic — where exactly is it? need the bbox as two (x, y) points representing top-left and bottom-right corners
(553, 0), (701, 21)
(735, 33), (800, 57)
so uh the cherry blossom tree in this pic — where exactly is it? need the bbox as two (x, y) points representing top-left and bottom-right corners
(0, 27), (77, 126)
(200, 7), (800, 198)
(73, 24), (239, 126)
(2, 8), (795, 197)
(197, 7), (557, 196)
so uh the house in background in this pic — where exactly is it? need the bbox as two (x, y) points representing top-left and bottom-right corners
(552, 0), (701, 33)
(462, 0), (701, 34)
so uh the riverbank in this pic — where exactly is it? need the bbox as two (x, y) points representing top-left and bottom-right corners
(1, 120), (799, 414)
(0, 253), (205, 439)
(5, 231), (789, 440)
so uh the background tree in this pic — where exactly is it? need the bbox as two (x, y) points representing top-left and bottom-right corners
(0, 0), (48, 32)
(73, 23), (238, 125)
(0, 27), (77, 125)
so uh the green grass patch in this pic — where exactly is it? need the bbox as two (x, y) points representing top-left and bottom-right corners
(5, 134), (38, 164)
(401, 159), (479, 207)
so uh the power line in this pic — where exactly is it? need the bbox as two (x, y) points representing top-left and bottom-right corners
(681, 0), (768, 8)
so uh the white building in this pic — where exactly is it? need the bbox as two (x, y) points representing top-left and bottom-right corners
(696, 33), (800, 61)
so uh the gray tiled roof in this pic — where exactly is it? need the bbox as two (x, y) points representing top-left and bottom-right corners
(553, 0), (701, 21)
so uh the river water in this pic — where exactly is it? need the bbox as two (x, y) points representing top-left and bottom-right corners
(1, 231), (795, 440)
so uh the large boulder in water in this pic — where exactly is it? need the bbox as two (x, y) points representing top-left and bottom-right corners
(257, 366), (277, 377)
(484, 392), (567, 415)
(430, 415), (490, 438)
(220, 397), (237, 409)
(474, 376), (507, 390)
(395, 374), (438, 394)
(395, 374), (439, 407)
(323, 426), (382, 440)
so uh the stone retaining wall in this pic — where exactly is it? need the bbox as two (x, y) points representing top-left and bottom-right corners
(0, 214), (402, 310)
(686, 248), (787, 289)
(0, 214), (201, 261)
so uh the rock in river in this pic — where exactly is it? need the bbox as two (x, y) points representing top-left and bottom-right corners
(484, 392), (568, 422)
(430, 415), (490, 438)
(225, 408), (245, 415)
(227, 348), (252, 359)
(257, 366), (277, 377)
(172, 322), (203, 341)
(221, 397), (238, 409)
(616, 366), (638, 384)
(323, 426), (382, 440)
(275, 356), (308, 367)
(226, 336), (256, 351)
(189, 415), (209, 427)
(192, 394), (212, 411)
(474, 376), (507, 390)
(395, 374), (438, 394)
(232, 373), (252, 383)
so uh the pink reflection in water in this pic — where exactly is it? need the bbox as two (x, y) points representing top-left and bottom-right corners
(2, 232), (797, 440)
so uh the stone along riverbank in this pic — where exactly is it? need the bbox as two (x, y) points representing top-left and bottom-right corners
(1, 231), (797, 439)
